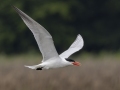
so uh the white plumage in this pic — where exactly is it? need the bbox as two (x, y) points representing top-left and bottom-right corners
(13, 6), (84, 70)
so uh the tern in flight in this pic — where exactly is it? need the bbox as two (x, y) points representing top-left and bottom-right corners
(12, 6), (84, 70)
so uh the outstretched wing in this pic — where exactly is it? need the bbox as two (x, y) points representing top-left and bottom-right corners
(13, 6), (59, 62)
(59, 34), (84, 58)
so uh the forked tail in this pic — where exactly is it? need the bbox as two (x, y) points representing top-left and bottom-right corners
(24, 64), (43, 70)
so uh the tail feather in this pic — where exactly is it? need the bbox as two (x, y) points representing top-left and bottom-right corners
(24, 65), (40, 70)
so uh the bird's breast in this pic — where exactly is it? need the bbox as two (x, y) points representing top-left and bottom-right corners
(42, 59), (67, 69)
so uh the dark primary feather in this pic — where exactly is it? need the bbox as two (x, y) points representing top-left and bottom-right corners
(65, 58), (75, 62)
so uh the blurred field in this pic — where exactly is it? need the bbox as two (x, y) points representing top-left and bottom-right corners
(0, 53), (120, 90)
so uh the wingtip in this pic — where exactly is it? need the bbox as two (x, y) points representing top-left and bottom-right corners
(12, 5), (20, 13)
(12, 5), (22, 13)
(77, 34), (82, 39)
(77, 34), (84, 46)
(11, 5), (16, 9)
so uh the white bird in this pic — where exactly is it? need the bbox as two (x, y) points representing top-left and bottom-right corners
(12, 6), (84, 70)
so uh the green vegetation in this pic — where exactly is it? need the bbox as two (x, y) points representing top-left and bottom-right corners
(0, 0), (120, 54)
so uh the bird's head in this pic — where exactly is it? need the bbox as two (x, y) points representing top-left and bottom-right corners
(65, 58), (81, 66)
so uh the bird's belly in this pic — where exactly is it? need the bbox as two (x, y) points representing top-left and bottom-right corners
(43, 61), (66, 69)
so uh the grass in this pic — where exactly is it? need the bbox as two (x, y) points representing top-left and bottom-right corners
(0, 53), (120, 90)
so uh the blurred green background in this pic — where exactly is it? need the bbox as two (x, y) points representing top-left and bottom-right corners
(0, 1), (120, 90)
(0, 0), (120, 54)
